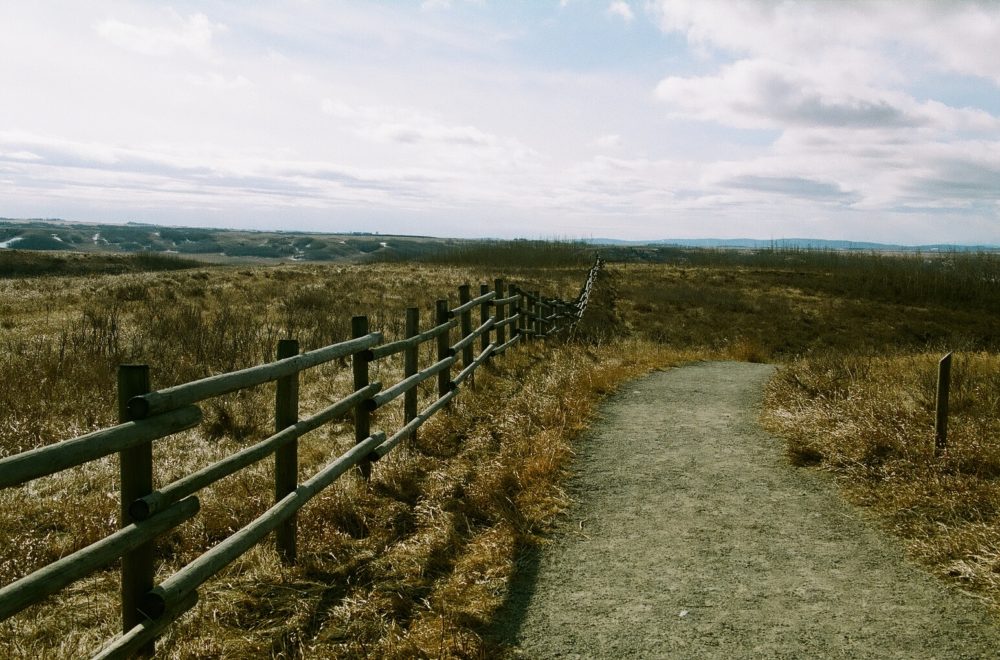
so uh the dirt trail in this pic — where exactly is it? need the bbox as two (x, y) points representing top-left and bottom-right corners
(496, 362), (1000, 659)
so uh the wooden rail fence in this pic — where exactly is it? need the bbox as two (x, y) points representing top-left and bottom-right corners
(0, 258), (603, 658)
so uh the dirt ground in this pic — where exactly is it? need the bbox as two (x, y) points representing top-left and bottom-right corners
(494, 362), (1000, 659)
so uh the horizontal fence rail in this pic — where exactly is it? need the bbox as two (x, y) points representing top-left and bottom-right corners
(0, 257), (603, 658)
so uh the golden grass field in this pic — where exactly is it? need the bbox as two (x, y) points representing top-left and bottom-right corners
(2, 245), (1000, 657)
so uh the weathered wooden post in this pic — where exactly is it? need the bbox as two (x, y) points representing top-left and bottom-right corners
(458, 285), (473, 375)
(436, 299), (451, 397)
(480, 283), (491, 360)
(532, 291), (541, 338)
(515, 286), (526, 340)
(352, 316), (372, 480)
(935, 352), (952, 456)
(404, 307), (419, 443)
(274, 338), (299, 563)
(494, 279), (506, 347)
(118, 364), (154, 655)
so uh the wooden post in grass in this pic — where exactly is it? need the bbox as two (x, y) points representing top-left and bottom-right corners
(532, 291), (541, 338)
(352, 316), (372, 480)
(480, 283), (491, 360)
(514, 286), (526, 340)
(436, 300), (451, 398)
(458, 285), (473, 386)
(404, 307), (419, 443)
(935, 351), (953, 456)
(274, 338), (299, 563)
(118, 364), (154, 656)
(494, 279), (506, 348)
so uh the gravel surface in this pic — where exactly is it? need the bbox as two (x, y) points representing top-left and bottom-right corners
(496, 362), (1000, 659)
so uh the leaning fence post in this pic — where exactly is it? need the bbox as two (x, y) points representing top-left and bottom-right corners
(494, 279), (506, 348)
(404, 307), (419, 443)
(118, 364), (154, 656)
(436, 300), (451, 397)
(352, 316), (372, 480)
(935, 352), (952, 456)
(274, 338), (299, 563)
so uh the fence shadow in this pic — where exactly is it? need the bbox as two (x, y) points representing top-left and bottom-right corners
(486, 544), (544, 650)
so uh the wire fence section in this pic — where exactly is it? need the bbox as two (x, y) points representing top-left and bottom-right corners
(0, 258), (603, 659)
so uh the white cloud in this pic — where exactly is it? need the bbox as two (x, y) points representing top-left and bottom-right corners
(420, 0), (452, 11)
(591, 134), (622, 149)
(651, 0), (1000, 85)
(657, 59), (908, 130)
(608, 1), (634, 23)
(183, 72), (251, 89)
(95, 11), (225, 58)
(647, 0), (1000, 236)
(320, 98), (540, 167)
(0, 150), (42, 161)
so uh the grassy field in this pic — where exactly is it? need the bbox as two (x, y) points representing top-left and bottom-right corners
(0, 249), (692, 657)
(3, 244), (1000, 656)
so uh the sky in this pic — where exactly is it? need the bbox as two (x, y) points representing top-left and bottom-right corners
(1, 1), (999, 244)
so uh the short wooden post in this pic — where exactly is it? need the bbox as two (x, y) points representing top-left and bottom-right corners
(404, 307), (419, 443)
(480, 283), (491, 359)
(352, 316), (372, 480)
(274, 338), (299, 563)
(494, 279), (506, 347)
(118, 364), (154, 655)
(935, 352), (952, 456)
(436, 300), (451, 397)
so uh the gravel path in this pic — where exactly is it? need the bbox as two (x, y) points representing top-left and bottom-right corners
(496, 362), (1000, 659)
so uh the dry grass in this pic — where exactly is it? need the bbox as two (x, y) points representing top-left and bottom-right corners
(763, 351), (1000, 607)
(7, 249), (1000, 656)
(0, 259), (684, 658)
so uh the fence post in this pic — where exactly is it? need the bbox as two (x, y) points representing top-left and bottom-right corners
(515, 287), (527, 340)
(352, 316), (372, 480)
(274, 338), (299, 563)
(532, 291), (541, 338)
(458, 285), (473, 387)
(436, 299), (451, 397)
(118, 364), (154, 656)
(480, 283), (491, 360)
(935, 352), (952, 456)
(404, 307), (419, 444)
(494, 279), (506, 348)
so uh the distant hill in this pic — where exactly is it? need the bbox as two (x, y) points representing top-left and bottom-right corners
(584, 237), (999, 252)
(0, 218), (462, 263)
(3, 218), (996, 264)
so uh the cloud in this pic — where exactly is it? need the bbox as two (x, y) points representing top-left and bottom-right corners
(656, 59), (925, 130)
(0, 150), (42, 161)
(420, 0), (452, 10)
(899, 147), (1000, 205)
(94, 11), (224, 57)
(591, 134), (622, 149)
(651, 0), (1000, 85)
(608, 1), (635, 23)
(721, 175), (859, 203)
(183, 73), (251, 89)
(320, 98), (540, 166)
